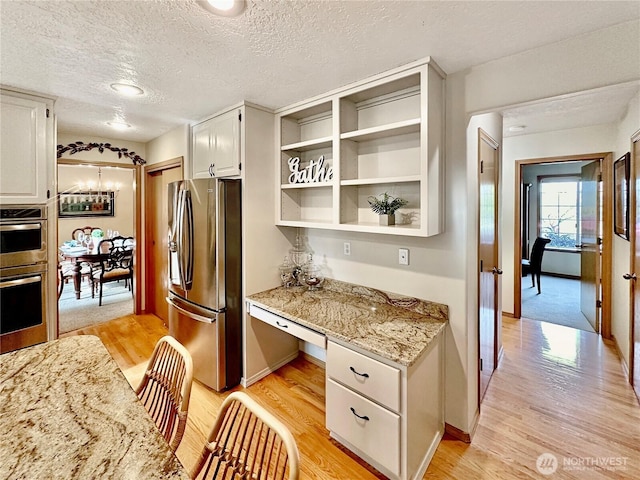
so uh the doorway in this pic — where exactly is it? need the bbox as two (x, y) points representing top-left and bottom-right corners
(144, 157), (183, 324)
(514, 153), (614, 338)
(57, 159), (141, 334)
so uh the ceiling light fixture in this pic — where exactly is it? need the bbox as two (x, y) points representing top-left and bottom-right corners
(508, 125), (526, 132)
(197, 0), (246, 17)
(110, 83), (144, 96)
(107, 121), (131, 130)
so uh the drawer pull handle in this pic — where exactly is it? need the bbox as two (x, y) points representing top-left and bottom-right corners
(276, 321), (288, 328)
(349, 366), (369, 378)
(350, 407), (370, 421)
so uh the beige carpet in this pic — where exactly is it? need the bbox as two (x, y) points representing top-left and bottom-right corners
(58, 280), (133, 334)
(521, 274), (595, 333)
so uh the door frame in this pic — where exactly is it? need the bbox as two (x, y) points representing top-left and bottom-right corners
(629, 129), (640, 396)
(513, 152), (613, 339)
(57, 158), (143, 314)
(143, 157), (184, 315)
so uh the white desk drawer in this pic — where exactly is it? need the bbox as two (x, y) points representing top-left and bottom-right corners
(327, 341), (400, 412)
(249, 304), (326, 349)
(326, 378), (400, 476)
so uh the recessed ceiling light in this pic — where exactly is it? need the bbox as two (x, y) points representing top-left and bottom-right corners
(508, 125), (526, 132)
(110, 83), (144, 96)
(107, 121), (131, 130)
(197, 0), (245, 17)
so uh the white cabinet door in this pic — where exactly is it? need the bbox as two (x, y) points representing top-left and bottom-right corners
(191, 120), (214, 179)
(191, 109), (241, 179)
(0, 94), (50, 204)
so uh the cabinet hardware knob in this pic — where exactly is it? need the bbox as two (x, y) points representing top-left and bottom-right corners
(623, 273), (637, 281)
(350, 407), (370, 421)
(276, 321), (288, 328)
(349, 366), (369, 378)
(492, 267), (503, 275)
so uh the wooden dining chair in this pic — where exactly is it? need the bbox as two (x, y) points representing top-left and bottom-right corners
(191, 391), (300, 480)
(71, 226), (100, 241)
(91, 236), (134, 305)
(135, 336), (193, 452)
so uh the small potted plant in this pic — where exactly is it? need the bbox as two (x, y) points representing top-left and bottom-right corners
(367, 192), (408, 226)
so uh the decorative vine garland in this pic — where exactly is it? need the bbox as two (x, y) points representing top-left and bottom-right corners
(57, 141), (146, 165)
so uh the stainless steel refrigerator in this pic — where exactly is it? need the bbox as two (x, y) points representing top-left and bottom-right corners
(167, 178), (242, 391)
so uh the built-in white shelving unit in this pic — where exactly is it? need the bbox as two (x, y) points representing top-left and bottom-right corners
(275, 58), (446, 237)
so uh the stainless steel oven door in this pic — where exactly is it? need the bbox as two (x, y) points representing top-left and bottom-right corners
(0, 263), (48, 353)
(0, 206), (47, 268)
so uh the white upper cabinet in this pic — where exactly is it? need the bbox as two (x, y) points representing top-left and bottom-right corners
(0, 90), (54, 204)
(275, 58), (445, 237)
(191, 107), (241, 179)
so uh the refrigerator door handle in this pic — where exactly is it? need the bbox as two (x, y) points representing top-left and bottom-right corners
(184, 189), (195, 288)
(176, 189), (194, 290)
(166, 297), (215, 324)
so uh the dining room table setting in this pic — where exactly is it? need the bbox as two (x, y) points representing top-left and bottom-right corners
(0, 335), (190, 479)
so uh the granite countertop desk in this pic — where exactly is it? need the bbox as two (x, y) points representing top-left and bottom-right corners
(0, 336), (189, 480)
(247, 279), (448, 366)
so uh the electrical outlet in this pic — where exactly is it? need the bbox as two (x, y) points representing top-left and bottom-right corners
(343, 242), (351, 256)
(399, 248), (409, 265)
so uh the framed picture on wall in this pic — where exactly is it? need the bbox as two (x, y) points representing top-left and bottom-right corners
(59, 191), (115, 218)
(614, 152), (630, 240)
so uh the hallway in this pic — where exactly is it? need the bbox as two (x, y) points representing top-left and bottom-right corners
(63, 314), (640, 479)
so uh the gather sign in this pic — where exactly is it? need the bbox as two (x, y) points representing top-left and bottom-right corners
(288, 156), (333, 184)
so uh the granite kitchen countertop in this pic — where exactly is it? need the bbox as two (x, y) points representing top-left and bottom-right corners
(247, 279), (448, 367)
(0, 336), (189, 480)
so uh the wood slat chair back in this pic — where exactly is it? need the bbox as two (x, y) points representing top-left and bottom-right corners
(192, 391), (300, 480)
(135, 336), (193, 452)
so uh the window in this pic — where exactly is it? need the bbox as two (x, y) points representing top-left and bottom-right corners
(538, 176), (580, 249)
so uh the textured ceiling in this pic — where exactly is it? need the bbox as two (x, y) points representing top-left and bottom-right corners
(1, 0), (639, 143)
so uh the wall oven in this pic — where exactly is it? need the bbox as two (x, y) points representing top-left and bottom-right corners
(0, 205), (47, 268)
(0, 205), (48, 353)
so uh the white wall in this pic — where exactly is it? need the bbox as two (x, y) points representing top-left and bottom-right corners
(501, 125), (617, 314)
(145, 124), (189, 167)
(612, 91), (640, 369)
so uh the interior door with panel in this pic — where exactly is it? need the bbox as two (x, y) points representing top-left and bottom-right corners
(580, 160), (601, 333)
(478, 129), (500, 402)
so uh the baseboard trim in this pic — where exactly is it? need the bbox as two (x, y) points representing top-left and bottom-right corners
(540, 271), (580, 280)
(502, 311), (516, 319)
(444, 422), (472, 443)
(300, 351), (325, 368)
(610, 334), (630, 381)
(241, 351), (299, 388)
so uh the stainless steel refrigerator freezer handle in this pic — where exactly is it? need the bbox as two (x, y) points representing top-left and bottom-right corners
(166, 297), (215, 324)
(176, 189), (194, 290)
(176, 189), (187, 290)
(184, 189), (194, 289)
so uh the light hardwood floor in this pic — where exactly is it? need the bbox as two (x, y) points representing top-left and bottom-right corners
(63, 315), (640, 479)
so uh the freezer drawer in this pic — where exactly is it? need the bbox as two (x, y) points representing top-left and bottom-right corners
(167, 295), (224, 391)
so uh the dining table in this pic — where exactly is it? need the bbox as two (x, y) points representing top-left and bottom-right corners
(0, 336), (190, 479)
(59, 246), (108, 299)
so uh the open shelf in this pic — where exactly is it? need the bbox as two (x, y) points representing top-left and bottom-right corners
(275, 59), (445, 237)
(340, 118), (420, 142)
